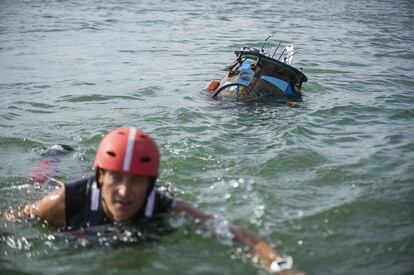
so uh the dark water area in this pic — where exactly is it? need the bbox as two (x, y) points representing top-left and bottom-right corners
(1, 0), (413, 274)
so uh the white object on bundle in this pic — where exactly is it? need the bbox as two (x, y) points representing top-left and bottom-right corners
(284, 44), (294, 65)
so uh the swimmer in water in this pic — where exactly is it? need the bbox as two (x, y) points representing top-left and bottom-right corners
(5, 127), (303, 274)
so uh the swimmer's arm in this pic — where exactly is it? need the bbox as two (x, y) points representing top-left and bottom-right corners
(171, 199), (302, 274)
(4, 187), (66, 228)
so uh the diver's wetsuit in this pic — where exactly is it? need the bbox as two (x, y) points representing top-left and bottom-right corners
(64, 176), (174, 230)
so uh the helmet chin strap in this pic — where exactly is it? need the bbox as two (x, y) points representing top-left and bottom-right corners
(148, 176), (156, 191)
(95, 168), (103, 188)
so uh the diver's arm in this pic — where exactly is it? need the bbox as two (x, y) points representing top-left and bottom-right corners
(171, 200), (268, 247)
(171, 199), (213, 219)
(4, 187), (66, 228)
(171, 199), (302, 274)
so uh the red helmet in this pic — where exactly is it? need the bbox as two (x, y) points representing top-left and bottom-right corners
(94, 127), (159, 176)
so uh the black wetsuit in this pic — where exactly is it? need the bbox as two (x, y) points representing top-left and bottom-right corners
(64, 176), (174, 230)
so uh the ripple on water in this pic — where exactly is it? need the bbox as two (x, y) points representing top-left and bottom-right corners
(56, 94), (139, 103)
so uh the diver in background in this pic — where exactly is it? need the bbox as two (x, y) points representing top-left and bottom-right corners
(5, 127), (302, 275)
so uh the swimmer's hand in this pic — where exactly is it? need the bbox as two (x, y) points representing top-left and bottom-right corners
(3, 187), (66, 228)
(253, 240), (305, 275)
(3, 204), (34, 222)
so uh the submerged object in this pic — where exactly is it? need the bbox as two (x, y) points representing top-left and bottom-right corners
(207, 37), (308, 102)
(39, 144), (74, 156)
(28, 144), (74, 184)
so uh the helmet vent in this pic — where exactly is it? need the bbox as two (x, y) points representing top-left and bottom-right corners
(140, 157), (151, 163)
(106, 151), (116, 157)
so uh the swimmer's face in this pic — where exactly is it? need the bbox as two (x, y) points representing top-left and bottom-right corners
(99, 169), (149, 222)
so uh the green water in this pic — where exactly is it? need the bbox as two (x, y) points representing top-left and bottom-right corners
(1, 0), (413, 274)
